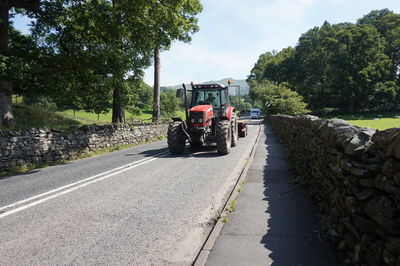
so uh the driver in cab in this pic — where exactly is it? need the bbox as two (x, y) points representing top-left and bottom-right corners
(205, 93), (216, 106)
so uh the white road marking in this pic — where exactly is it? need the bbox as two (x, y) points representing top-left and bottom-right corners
(0, 151), (169, 219)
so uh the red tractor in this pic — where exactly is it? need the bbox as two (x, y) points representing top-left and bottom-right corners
(168, 81), (247, 155)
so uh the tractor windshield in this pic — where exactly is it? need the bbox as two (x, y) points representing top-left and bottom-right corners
(192, 90), (221, 108)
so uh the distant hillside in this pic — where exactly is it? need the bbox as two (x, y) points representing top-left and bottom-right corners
(161, 78), (249, 95)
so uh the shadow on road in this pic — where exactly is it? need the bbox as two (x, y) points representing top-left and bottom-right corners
(259, 125), (337, 265)
(125, 147), (169, 157)
(189, 145), (222, 158)
(0, 169), (41, 180)
(0, 160), (73, 180)
(130, 144), (222, 159)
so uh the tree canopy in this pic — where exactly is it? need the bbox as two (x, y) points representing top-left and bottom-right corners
(1, 0), (202, 127)
(248, 9), (400, 115)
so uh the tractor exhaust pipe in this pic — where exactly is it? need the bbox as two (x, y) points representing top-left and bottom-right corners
(182, 83), (189, 121)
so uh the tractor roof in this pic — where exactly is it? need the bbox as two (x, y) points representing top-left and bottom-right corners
(192, 83), (226, 90)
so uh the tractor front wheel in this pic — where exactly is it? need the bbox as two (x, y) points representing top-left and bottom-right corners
(168, 122), (186, 154)
(216, 120), (232, 155)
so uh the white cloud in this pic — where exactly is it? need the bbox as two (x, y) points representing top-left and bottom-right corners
(298, 0), (316, 5)
(196, 55), (205, 62)
(329, 0), (346, 3)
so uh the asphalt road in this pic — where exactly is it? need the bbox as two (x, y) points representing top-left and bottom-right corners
(0, 119), (261, 265)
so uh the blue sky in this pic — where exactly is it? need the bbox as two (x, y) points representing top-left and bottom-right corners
(12, 0), (400, 86)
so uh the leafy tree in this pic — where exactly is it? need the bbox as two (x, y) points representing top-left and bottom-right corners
(160, 90), (180, 117)
(248, 51), (277, 83)
(127, 79), (153, 109)
(251, 80), (310, 116)
(23, 95), (58, 111)
(357, 9), (394, 26)
(248, 47), (296, 87)
(229, 96), (252, 111)
(358, 10), (400, 82)
(293, 22), (392, 112)
(23, 0), (202, 124)
(1, 25), (46, 100)
(292, 22), (340, 110)
(368, 81), (398, 110)
(249, 10), (399, 114)
(124, 78), (153, 117)
(330, 24), (391, 112)
(15, 0), (150, 123)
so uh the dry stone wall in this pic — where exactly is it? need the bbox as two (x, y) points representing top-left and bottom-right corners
(0, 123), (168, 173)
(268, 115), (400, 265)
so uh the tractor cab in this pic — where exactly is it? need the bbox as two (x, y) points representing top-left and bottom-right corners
(190, 84), (230, 117)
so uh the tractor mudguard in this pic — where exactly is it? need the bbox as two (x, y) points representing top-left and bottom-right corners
(171, 118), (188, 135)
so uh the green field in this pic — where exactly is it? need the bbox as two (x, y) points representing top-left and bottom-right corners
(57, 109), (154, 124)
(324, 112), (400, 130)
(4, 105), (82, 131)
(58, 108), (185, 124)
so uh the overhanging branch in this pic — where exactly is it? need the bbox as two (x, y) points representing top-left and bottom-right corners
(9, 0), (39, 11)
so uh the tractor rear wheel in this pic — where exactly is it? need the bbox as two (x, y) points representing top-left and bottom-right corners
(216, 120), (232, 155)
(168, 122), (186, 154)
(231, 118), (238, 147)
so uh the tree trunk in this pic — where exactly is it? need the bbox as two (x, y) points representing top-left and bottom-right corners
(0, 80), (15, 127)
(152, 47), (160, 123)
(112, 81), (125, 123)
(0, 2), (15, 128)
(110, 0), (125, 124)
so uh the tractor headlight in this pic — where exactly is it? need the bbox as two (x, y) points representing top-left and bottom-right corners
(199, 118), (203, 123)
(191, 118), (195, 123)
